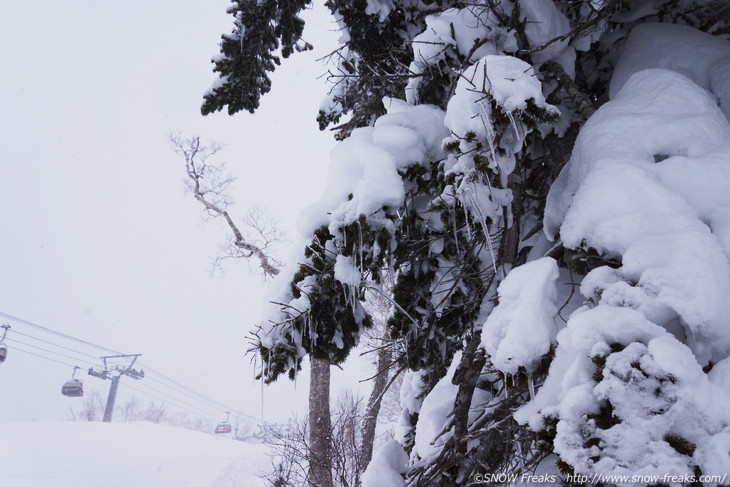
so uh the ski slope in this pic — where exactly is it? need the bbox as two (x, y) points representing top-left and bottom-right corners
(0, 421), (270, 487)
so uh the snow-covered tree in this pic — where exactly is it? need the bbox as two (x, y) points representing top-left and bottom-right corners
(205, 1), (730, 485)
(201, 0), (313, 116)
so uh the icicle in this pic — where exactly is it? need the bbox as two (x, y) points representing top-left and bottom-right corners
(253, 352), (258, 382)
(350, 283), (357, 310)
(516, 435), (525, 471)
(478, 98), (498, 164)
(308, 312), (316, 347)
(260, 364), (265, 422)
(506, 111), (525, 155)
(341, 281), (351, 311)
(293, 355), (299, 389)
(358, 219), (364, 276)
(452, 206), (461, 256)
(266, 350), (272, 383)
(528, 373), (535, 401)
(462, 203), (472, 241)
(461, 186), (499, 276)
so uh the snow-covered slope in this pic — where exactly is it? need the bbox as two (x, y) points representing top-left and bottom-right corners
(0, 421), (270, 487)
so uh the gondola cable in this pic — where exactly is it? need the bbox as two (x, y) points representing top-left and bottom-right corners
(1, 311), (262, 423)
(6, 343), (78, 368)
(122, 378), (228, 420)
(139, 365), (261, 423)
(7, 328), (101, 361)
(0, 310), (122, 355)
(4, 337), (101, 368)
(118, 380), (219, 424)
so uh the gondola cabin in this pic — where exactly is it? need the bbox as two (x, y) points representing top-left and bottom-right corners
(61, 379), (84, 397)
(214, 422), (232, 434)
(0, 344), (6, 364)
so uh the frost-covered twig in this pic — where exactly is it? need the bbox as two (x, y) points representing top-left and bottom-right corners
(170, 134), (283, 278)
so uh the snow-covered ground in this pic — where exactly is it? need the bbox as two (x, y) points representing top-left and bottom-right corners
(0, 421), (270, 487)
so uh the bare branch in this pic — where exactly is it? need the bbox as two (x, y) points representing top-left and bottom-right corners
(170, 133), (283, 278)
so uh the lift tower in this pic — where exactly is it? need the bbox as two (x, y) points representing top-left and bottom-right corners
(88, 354), (144, 422)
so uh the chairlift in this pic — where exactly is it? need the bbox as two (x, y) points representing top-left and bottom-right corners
(62, 366), (84, 397)
(0, 324), (9, 364)
(215, 411), (232, 434)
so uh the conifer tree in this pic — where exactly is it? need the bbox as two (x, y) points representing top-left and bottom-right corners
(205, 1), (730, 485)
(201, 0), (312, 116)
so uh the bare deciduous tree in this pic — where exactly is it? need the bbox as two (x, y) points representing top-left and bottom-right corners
(118, 395), (140, 423)
(142, 401), (168, 424)
(169, 133), (284, 278)
(68, 395), (207, 431)
(170, 131), (407, 484)
(171, 133), (334, 487)
(230, 416), (258, 442)
(263, 393), (367, 487)
(67, 389), (104, 422)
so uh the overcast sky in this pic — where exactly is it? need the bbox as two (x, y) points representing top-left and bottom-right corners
(0, 0), (368, 426)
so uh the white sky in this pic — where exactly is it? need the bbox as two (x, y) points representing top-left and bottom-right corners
(0, 1), (369, 426)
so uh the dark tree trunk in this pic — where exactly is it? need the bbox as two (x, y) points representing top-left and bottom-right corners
(308, 357), (333, 487)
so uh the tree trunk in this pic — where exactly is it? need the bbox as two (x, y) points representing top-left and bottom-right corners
(308, 357), (333, 487)
(358, 334), (392, 472)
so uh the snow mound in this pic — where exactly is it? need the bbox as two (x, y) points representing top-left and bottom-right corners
(515, 306), (730, 480)
(481, 257), (560, 374)
(412, 351), (461, 462)
(545, 68), (730, 364)
(0, 421), (269, 487)
(444, 55), (553, 142)
(298, 97), (448, 237)
(523, 65), (730, 481)
(610, 23), (730, 120)
(361, 439), (408, 487)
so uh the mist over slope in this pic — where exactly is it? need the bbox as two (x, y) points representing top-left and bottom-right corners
(0, 421), (269, 487)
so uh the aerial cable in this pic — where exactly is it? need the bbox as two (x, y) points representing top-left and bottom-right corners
(126, 385), (217, 419)
(1, 310), (261, 423)
(0, 310), (122, 355)
(141, 375), (232, 415)
(6, 343), (78, 368)
(140, 365), (261, 423)
(126, 378), (227, 418)
(141, 374), (257, 423)
(4, 337), (100, 368)
(6, 329), (102, 361)
(118, 381), (218, 423)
